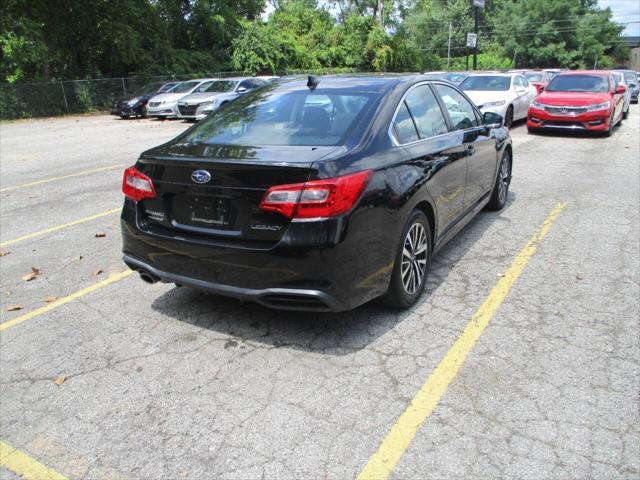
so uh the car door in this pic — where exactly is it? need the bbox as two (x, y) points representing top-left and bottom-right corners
(520, 76), (537, 117)
(390, 83), (467, 236)
(512, 76), (528, 118)
(433, 83), (496, 210)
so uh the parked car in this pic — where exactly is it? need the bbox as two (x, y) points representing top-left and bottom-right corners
(111, 81), (181, 118)
(459, 72), (538, 127)
(177, 77), (268, 121)
(427, 71), (471, 85)
(121, 75), (512, 312)
(522, 71), (546, 93)
(527, 70), (626, 136)
(611, 71), (631, 119)
(612, 69), (639, 104)
(146, 79), (217, 119)
(256, 76), (280, 83)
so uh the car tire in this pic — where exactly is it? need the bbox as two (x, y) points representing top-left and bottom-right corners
(141, 105), (148, 118)
(604, 112), (615, 137)
(485, 149), (512, 211)
(527, 126), (538, 134)
(120, 114), (130, 119)
(381, 210), (431, 309)
(503, 106), (514, 129)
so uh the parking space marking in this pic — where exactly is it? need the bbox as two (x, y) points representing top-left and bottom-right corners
(357, 202), (566, 480)
(0, 440), (67, 480)
(0, 164), (123, 193)
(0, 208), (120, 247)
(0, 270), (133, 331)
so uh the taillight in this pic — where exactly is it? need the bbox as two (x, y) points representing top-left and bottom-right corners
(122, 166), (156, 201)
(259, 170), (372, 219)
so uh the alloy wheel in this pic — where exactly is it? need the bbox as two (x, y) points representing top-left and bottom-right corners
(497, 155), (511, 205)
(401, 222), (428, 295)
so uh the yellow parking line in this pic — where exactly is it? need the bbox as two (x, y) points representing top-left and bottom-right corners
(0, 440), (68, 480)
(357, 202), (566, 480)
(0, 208), (120, 248)
(0, 270), (134, 331)
(0, 164), (123, 193)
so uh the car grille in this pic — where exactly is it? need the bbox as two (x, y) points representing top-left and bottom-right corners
(178, 104), (198, 116)
(148, 101), (161, 108)
(544, 105), (588, 115)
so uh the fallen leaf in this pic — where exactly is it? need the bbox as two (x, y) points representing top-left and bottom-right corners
(92, 268), (103, 276)
(53, 375), (66, 385)
(95, 232), (106, 238)
(44, 295), (58, 303)
(78, 255), (83, 261)
(5, 304), (23, 311)
(0, 250), (9, 257)
(496, 272), (505, 277)
(576, 273), (584, 280)
(22, 267), (41, 282)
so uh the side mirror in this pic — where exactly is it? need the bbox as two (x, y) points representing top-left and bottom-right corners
(483, 111), (503, 128)
(236, 86), (248, 93)
(615, 85), (626, 94)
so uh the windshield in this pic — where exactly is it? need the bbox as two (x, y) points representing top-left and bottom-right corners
(460, 75), (511, 91)
(159, 82), (180, 93)
(204, 81), (238, 93)
(134, 82), (165, 95)
(193, 81), (216, 93)
(525, 72), (543, 82)
(546, 74), (609, 93)
(445, 73), (469, 84)
(180, 87), (375, 147)
(171, 81), (201, 93)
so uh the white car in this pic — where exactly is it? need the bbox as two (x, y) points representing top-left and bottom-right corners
(459, 73), (538, 127)
(177, 77), (268, 121)
(611, 71), (631, 119)
(146, 78), (218, 119)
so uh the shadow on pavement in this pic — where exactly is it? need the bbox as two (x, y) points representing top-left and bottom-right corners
(151, 192), (517, 355)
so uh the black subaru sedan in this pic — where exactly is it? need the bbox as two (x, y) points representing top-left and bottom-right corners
(121, 75), (512, 311)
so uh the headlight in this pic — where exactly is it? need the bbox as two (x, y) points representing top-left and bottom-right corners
(483, 100), (505, 108)
(127, 97), (141, 106)
(586, 101), (610, 112)
(531, 100), (546, 109)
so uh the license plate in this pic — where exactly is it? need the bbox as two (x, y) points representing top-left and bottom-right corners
(176, 195), (231, 228)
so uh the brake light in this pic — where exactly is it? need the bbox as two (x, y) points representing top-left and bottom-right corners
(122, 166), (156, 201)
(259, 170), (372, 219)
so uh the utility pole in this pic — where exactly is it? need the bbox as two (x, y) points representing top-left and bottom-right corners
(471, 0), (484, 70)
(447, 22), (452, 69)
(594, 54), (598, 69)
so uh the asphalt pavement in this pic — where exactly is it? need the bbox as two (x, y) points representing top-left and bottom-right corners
(0, 110), (638, 479)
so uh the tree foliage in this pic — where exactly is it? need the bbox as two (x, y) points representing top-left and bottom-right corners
(0, 0), (630, 84)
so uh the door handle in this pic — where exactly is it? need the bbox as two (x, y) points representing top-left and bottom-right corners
(466, 145), (475, 156)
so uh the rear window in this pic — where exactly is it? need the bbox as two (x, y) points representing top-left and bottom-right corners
(460, 76), (511, 91)
(181, 88), (375, 146)
(547, 74), (609, 93)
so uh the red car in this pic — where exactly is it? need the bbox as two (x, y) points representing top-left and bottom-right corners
(527, 70), (626, 136)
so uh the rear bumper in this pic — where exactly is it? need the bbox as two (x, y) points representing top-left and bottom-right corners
(120, 198), (399, 312)
(527, 107), (612, 131)
(124, 255), (345, 311)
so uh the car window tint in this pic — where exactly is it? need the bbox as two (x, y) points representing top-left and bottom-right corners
(393, 102), (419, 144)
(182, 90), (374, 147)
(404, 85), (448, 139)
(433, 84), (479, 131)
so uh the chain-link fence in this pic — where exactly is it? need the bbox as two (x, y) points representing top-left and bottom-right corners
(0, 72), (244, 120)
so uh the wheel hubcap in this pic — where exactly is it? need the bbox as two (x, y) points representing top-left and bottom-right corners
(498, 157), (510, 204)
(401, 223), (428, 295)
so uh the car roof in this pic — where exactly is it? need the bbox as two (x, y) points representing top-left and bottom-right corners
(273, 74), (432, 94)
(557, 70), (610, 76)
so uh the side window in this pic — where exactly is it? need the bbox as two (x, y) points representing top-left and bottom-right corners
(433, 84), (479, 131)
(238, 80), (252, 91)
(404, 85), (449, 139)
(393, 102), (419, 144)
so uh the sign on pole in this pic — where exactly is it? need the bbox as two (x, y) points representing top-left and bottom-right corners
(466, 33), (477, 48)
(472, 0), (485, 8)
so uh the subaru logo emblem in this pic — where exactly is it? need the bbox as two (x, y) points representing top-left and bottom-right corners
(191, 170), (212, 184)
